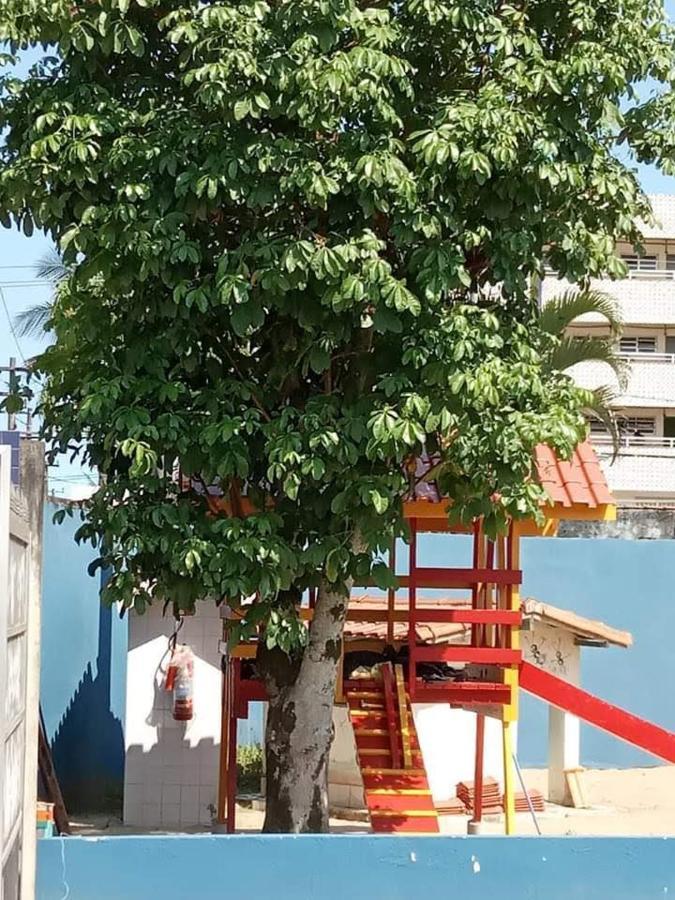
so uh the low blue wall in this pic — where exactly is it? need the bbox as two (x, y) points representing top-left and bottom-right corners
(37, 835), (675, 900)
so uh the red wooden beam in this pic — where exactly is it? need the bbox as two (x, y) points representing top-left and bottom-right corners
(238, 679), (268, 705)
(410, 567), (522, 589)
(472, 713), (485, 823)
(415, 646), (521, 665)
(413, 681), (511, 705)
(411, 609), (521, 625)
(520, 661), (675, 764)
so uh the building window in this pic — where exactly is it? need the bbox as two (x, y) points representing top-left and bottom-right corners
(621, 254), (658, 272)
(666, 255), (675, 271)
(618, 416), (656, 436)
(618, 336), (657, 354)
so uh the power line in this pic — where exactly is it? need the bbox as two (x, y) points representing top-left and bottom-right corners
(0, 280), (51, 288)
(0, 286), (26, 362)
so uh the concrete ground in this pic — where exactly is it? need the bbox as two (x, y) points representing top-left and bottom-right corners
(71, 766), (675, 837)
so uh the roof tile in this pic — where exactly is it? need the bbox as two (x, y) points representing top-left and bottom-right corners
(412, 441), (614, 511)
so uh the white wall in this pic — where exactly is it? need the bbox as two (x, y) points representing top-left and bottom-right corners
(413, 706), (507, 800)
(328, 706), (365, 810)
(123, 603), (222, 829)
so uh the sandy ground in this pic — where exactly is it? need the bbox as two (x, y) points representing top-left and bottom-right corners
(437, 766), (675, 836)
(71, 766), (675, 837)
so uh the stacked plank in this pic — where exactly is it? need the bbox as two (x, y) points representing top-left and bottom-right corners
(511, 789), (545, 813)
(435, 797), (466, 816)
(457, 777), (502, 815)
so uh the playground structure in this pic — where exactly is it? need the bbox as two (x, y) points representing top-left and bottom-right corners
(218, 442), (675, 834)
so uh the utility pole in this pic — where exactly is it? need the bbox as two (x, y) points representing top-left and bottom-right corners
(0, 357), (33, 434)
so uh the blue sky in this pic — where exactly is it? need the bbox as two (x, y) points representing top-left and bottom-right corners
(2, 7), (675, 492)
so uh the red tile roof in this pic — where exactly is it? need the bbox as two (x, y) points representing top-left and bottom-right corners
(411, 441), (614, 511)
(343, 595), (631, 648)
(534, 441), (614, 509)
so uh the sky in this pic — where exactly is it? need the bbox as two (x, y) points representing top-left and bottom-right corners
(2, 5), (675, 494)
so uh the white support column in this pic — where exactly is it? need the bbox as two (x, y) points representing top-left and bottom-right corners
(547, 705), (580, 805)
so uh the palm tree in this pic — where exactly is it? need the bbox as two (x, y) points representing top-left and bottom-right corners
(14, 247), (67, 338)
(540, 289), (628, 451)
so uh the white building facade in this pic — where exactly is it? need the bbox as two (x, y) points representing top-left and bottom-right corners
(542, 193), (675, 505)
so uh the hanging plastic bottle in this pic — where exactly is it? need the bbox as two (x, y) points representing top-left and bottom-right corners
(165, 644), (194, 721)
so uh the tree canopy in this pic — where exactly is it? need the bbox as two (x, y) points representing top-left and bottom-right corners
(1, 0), (674, 634)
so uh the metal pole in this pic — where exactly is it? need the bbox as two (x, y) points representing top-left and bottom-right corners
(7, 357), (16, 431)
(512, 751), (541, 835)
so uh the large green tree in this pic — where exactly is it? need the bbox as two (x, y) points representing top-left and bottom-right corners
(1, 0), (674, 832)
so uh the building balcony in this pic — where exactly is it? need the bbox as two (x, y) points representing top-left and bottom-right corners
(542, 273), (675, 326)
(592, 437), (675, 503)
(567, 354), (675, 408)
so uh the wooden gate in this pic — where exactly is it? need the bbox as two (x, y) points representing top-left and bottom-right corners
(0, 445), (30, 900)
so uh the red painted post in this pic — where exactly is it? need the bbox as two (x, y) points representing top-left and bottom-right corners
(226, 658), (241, 833)
(387, 540), (396, 646)
(408, 518), (417, 699)
(472, 713), (485, 823)
(216, 662), (230, 825)
(471, 520), (480, 646)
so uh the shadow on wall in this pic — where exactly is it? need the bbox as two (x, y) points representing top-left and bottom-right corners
(50, 600), (125, 814)
(124, 732), (220, 830)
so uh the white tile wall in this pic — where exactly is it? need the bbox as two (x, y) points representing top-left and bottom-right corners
(123, 603), (223, 829)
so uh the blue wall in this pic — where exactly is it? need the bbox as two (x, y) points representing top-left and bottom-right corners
(419, 533), (675, 768)
(41, 502), (127, 811)
(37, 835), (675, 900)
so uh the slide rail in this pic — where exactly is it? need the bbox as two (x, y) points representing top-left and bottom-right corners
(520, 661), (675, 764)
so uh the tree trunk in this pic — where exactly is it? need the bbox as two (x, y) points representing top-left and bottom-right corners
(259, 579), (351, 833)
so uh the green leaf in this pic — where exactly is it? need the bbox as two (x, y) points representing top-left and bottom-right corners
(371, 562), (396, 591)
(233, 99), (250, 121)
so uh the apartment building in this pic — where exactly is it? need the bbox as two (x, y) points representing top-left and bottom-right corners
(541, 194), (675, 507)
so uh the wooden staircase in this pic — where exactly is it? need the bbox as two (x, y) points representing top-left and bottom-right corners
(345, 664), (440, 833)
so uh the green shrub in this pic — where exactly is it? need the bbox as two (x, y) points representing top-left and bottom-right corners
(237, 744), (263, 794)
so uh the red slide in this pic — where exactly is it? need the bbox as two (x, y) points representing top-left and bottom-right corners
(520, 661), (675, 764)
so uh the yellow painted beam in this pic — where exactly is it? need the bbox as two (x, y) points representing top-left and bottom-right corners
(395, 664), (413, 769)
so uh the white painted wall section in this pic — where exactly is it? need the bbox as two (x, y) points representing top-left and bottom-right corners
(124, 603), (222, 828)
(522, 622), (581, 804)
(328, 705), (365, 810)
(413, 706), (507, 801)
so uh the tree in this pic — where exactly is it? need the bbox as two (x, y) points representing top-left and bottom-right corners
(1, 0), (673, 832)
(540, 289), (627, 448)
(14, 248), (67, 337)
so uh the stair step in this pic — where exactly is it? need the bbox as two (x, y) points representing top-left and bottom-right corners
(361, 768), (426, 776)
(347, 665), (439, 835)
(349, 711), (388, 728)
(367, 792), (436, 813)
(346, 691), (384, 701)
(370, 808), (438, 819)
(356, 744), (422, 763)
(365, 788), (432, 796)
(363, 772), (431, 792)
(372, 817), (440, 834)
(345, 679), (382, 691)
(354, 729), (420, 753)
